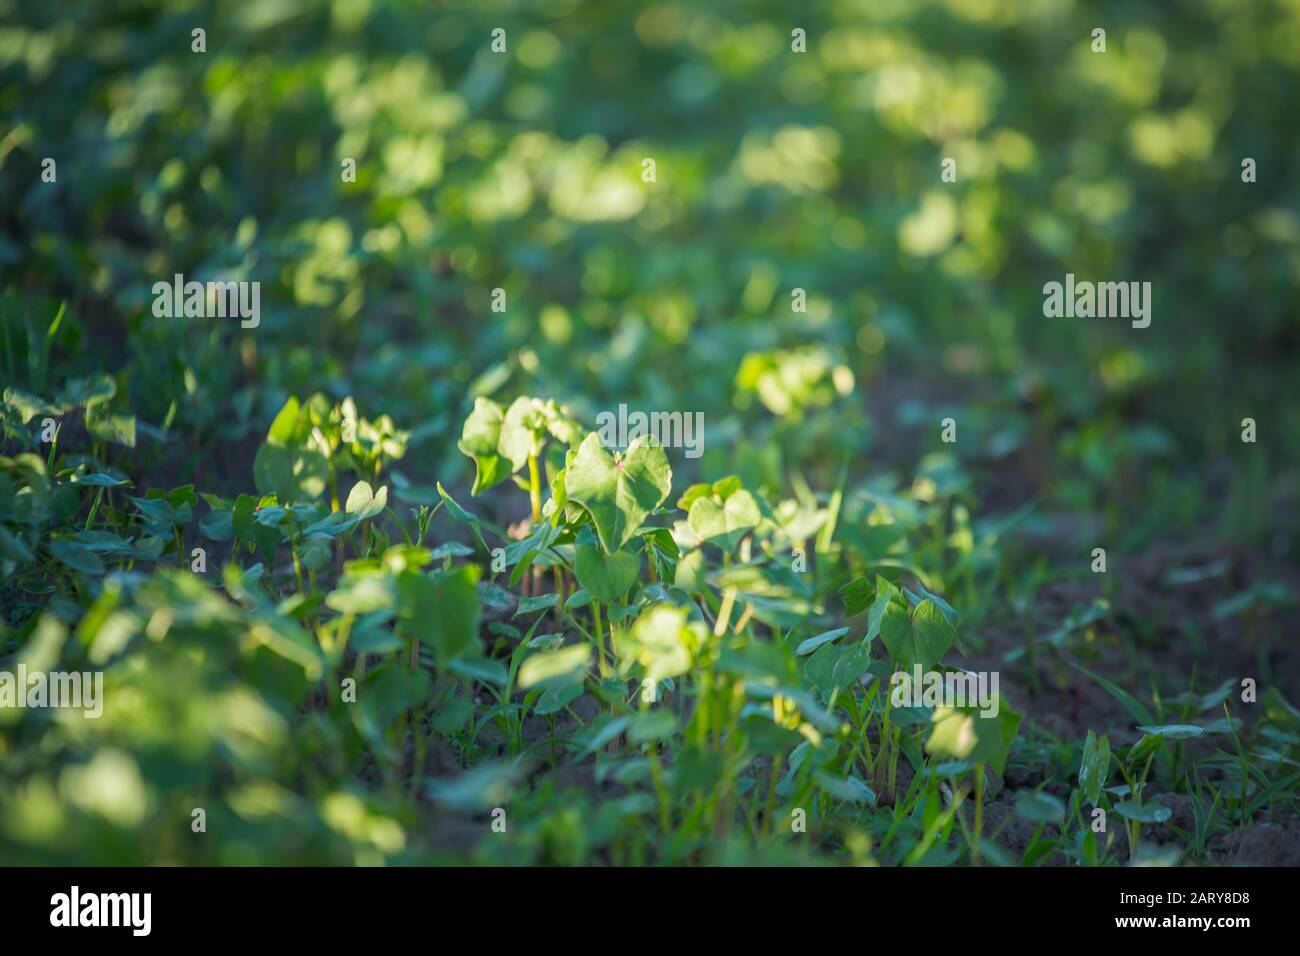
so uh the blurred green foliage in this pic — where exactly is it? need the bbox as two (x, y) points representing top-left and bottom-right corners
(1, 0), (1298, 865)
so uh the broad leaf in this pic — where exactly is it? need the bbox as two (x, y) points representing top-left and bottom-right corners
(564, 433), (671, 552)
(880, 599), (953, 671)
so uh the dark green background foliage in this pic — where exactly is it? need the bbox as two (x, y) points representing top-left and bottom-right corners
(0, 0), (1298, 865)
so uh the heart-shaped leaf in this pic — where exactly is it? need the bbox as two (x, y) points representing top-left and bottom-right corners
(564, 433), (671, 553)
(880, 599), (953, 671)
(687, 489), (760, 550)
(345, 480), (388, 520)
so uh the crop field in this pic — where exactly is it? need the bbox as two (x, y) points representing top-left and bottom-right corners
(1, 0), (1299, 874)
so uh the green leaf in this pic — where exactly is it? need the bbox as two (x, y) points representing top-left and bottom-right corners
(0, 525), (34, 563)
(840, 576), (872, 616)
(457, 397), (510, 494)
(564, 587), (593, 609)
(517, 643), (590, 691)
(253, 443), (327, 502)
(795, 626), (848, 656)
(1114, 800), (1171, 824)
(514, 593), (558, 617)
(1136, 723), (1204, 740)
(675, 482), (712, 512)
(927, 697), (1021, 775)
(628, 709), (677, 743)
(564, 433), (671, 553)
(436, 482), (487, 553)
(57, 373), (115, 409)
(345, 480), (388, 520)
(687, 489), (760, 550)
(880, 599), (953, 671)
(1015, 791), (1066, 825)
(1079, 730), (1111, 806)
(394, 565), (482, 665)
(299, 533), (332, 571)
(199, 507), (234, 540)
(48, 538), (105, 575)
(266, 395), (307, 446)
(1126, 733), (1165, 770)
(69, 472), (131, 488)
(864, 577), (899, 643)
(805, 641), (870, 702)
(814, 771), (877, 805)
(613, 604), (695, 684)
(534, 683), (583, 716)
(498, 396), (542, 471)
(85, 405), (136, 448)
(447, 657), (508, 687)
(573, 528), (640, 603)
(426, 760), (520, 811)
